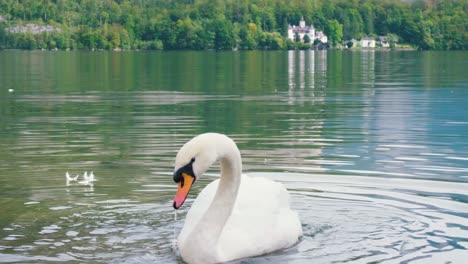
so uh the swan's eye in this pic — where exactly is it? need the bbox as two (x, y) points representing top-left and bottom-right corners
(190, 158), (195, 163)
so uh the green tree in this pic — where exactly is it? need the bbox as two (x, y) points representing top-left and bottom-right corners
(212, 18), (234, 50)
(360, 2), (375, 35)
(24, 33), (37, 50)
(386, 33), (398, 48)
(108, 25), (121, 49)
(0, 24), (6, 49)
(325, 19), (343, 47)
(174, 17), (199, 49)
(0, 0), (466, 51)
(239, 22), (259, 50)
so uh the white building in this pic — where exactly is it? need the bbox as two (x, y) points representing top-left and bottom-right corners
(360, 37), (376, 48)
(315, 31), (328, 44)
(378, 36), (390, 48)
(287, 17), (327, 44)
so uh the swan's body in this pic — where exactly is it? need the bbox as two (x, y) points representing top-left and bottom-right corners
(172, 133), (302, 263)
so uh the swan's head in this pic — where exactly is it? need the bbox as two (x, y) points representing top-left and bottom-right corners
(172, 133), (221, 209)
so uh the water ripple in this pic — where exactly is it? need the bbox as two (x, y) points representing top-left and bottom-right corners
(1, 51), (468, 263)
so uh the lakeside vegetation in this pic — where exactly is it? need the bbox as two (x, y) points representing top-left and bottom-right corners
(0, 0), (466, 51)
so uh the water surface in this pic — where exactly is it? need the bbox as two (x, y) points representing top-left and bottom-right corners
(0, 50), (467, 263)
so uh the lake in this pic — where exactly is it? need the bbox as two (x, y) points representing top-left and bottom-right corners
(0, 50), (467, 263)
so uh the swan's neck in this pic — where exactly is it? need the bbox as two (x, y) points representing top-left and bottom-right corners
(207, 154), (242, 236)
(184, 141), (242, 263)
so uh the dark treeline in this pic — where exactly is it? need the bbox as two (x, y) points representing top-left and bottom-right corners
(0, 0), (466, 51)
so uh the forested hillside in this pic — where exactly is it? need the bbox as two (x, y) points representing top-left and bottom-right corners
(0, 0), (466, 50)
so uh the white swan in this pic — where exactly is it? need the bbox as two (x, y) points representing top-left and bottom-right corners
(172, 133), (302, 264)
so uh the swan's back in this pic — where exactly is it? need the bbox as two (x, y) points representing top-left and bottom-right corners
(178, 174), (302, 262)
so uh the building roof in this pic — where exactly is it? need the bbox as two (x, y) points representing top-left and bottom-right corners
(378, 36), (388, 41)
(289, 27), (313, 34)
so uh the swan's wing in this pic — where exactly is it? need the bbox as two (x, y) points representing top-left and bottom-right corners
(178, 175), (302, 261)
(218, 175), (302, 260)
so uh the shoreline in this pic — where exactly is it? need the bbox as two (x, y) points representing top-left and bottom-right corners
(0, 47), (422, 52)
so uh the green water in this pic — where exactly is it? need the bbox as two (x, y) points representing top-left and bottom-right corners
(0, 50), (467, 263)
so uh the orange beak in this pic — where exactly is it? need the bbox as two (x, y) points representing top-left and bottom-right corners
(173, 173), (195, 209)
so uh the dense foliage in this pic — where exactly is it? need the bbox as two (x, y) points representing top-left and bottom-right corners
(0, 0), (466, 50)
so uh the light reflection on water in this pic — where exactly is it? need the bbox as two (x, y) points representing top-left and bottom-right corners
(0, 51), (467, 263)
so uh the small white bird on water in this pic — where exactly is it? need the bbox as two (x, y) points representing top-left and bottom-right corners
(66, 171), (96, 186)
(78, 171), (96, 185)
(8, 89), (14, 93)
(65, 171), (79, 181)
(88, 171), (95, 182)
(65, 171), (79, 186)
